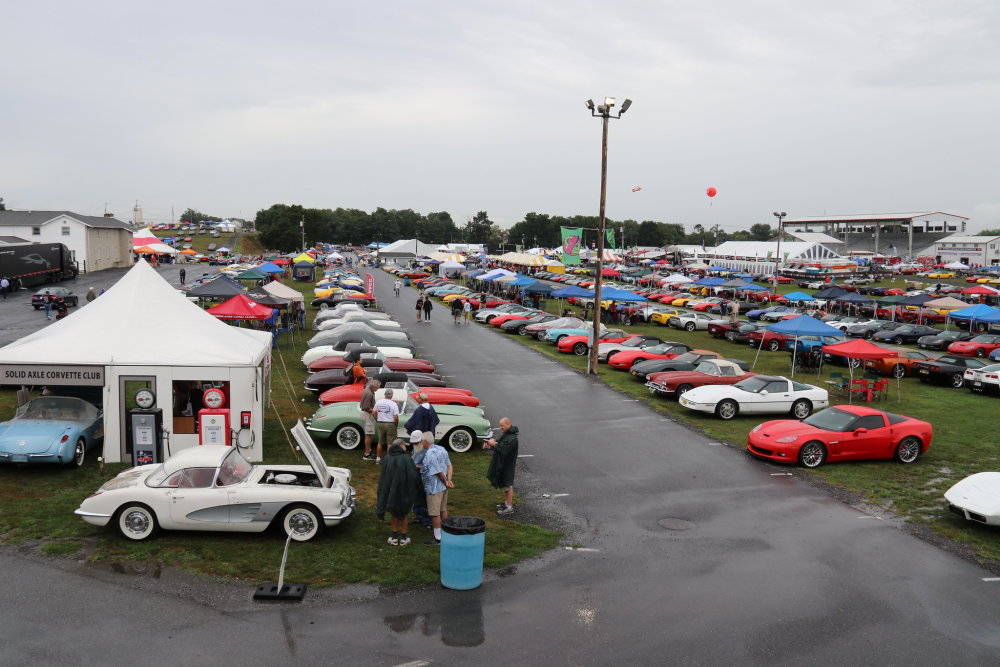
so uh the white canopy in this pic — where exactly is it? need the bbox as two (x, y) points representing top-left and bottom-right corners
(262, 279), (305, 303)
(133, 227), (177, 255)
(944, 261), (970, 269)
(659, 273), (694, 284)
(377, 239), (441, 258)
(0, 260), (271, 366)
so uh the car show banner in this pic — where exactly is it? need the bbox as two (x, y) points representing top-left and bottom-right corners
(606, 228), (617, 249)
(365, 273), (374, 297)
(0, 364), (105, 386)
(561, 227), (582, 265)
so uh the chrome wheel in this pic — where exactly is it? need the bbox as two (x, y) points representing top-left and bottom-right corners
(70, 438), (86, 468)
(334, 424), (363, 450)
(791, 399), (812, 419)
(676, 384), (693, 398)
(282, 505), (322, 542)
(768, 340), (781, 351)
(798, 441), (826, 468)
(891, 364), (906, 378)
(716, 399), (739, 420)
(116, 504), (159, 541)
(446, 427), (475, 453)
(895, 436), (921, 464)
(685, 322), (696, 332)
(950, 373), (965, 388)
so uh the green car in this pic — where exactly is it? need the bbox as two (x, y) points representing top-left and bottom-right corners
(305, 396), (491, 453)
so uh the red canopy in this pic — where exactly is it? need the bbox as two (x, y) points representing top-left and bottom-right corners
(206, 293), (275, 320)
(961, 285), (999, 295)
(601, 268), (620, 277)
(822, 338), (897, 360)
(272, 258), (292, 265)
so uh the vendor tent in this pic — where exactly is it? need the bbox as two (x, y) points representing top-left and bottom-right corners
(947, 304), (1000, 331)
(186, 275), (247, 298)
(962, 285), (1000, 295)
(521, 282), (555, 295)
(783, 291), (815, 302)
(763, 315), (842, 375)
(944, 261), (969, 269)
(232, 267), (268, 281)
(659, 274), (693, 284)
(207, 293), (276, 320)
(600, 287), (648, 302)
(813, 286), (849, 299)
(246, 290), (291, 307)
(551, 286), (596, 298)
(0, 260), (270, 462)
(132, 228), (178, 255)
(257, 261), (286, 274)
(376, 239), (441, 260)
(438, 260), (465, 276)
(262, 280), (304, 302)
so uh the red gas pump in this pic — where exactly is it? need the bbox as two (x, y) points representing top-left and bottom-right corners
(198, 387), (231, 446)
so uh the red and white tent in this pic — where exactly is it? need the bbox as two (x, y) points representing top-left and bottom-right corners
(132, 227), (177, 254)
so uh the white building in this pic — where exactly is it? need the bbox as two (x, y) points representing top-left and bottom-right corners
(696, 240), (848, 275)
(783, 211), (967, 259)
(0, 210), (134, 273)
(931, 236), (1000, 267)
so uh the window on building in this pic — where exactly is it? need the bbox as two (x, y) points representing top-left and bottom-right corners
(31, 227), (40, 236)
(62, 227), (70, 236)
(171, 380), (231, 434)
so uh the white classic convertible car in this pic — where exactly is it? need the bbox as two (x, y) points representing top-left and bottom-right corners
(946, 472), (1000, 526)
(74, 422), (355, 542)
(678, 374), (829, 420)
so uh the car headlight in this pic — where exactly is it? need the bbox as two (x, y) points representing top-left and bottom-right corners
(751, 424), (762, 433)
(776, 436), (798, 443)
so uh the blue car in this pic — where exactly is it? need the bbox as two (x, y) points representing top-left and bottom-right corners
(0, 396), (104, 467)
(544, 326), (615, 344)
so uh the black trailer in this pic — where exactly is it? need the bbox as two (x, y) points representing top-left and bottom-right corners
(0, 243), (78, 288)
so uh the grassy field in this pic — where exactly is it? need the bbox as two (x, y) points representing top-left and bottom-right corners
(461, 272), (1000, 564)
(0, 268), (559, 587)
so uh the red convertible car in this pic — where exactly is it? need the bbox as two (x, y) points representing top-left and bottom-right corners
(746, 405), (932, 468)
(319, 381), (480, 407)
(645, 359), (756, 398)
(947, 335), (1000, 358)
(607, 342), (693, 370)
(307, 355), (436, 374)
(468, 295), (511, 310)
(557, 332), (638, 356)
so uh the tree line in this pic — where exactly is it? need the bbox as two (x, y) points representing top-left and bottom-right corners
(251, 204), (776, 253)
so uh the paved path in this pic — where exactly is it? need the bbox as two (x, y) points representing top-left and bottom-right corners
(1, 267), (999, 665)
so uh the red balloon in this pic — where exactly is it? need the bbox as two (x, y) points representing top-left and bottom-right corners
(706, 187), (717, 198)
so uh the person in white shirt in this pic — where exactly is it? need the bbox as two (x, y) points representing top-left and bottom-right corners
(372, 388), (400, 462)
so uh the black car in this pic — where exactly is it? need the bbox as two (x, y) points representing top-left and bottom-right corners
(723, 322), (766, 344)
(911, 355), (989, 388)
(917, 329), (975, 350)
(31, 286), (78, 308)
(845, 320), (905, 339)
(499, 313), (555, 334)
(311, 295), (377, 309)
(871, 324), (941, 345)
(629, 352), (748, 382)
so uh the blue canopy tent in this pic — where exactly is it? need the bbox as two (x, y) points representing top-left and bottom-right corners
(256, 261), (285, 274)
(521, 282), (555, 295)
(947, 304), (1000, 333)
(736, 283), (768, 292)
(550, 286), (596, 298)
(783, 291), (816, 303)
(600, 287), (648, 302)
(509, 275), (537, 287)
(693, 277), (726, 286)
(707, 265), (727, 271)
(762, 315), (843, 375)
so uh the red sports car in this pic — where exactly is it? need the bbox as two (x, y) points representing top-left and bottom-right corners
(947, 335), (1000, 358)
(319, 382), (479, 407)
(307, 356), (436, 373)
(746, 405), (932, 468)
(557, 332), (638, 356)
(468, 296), (511, 310)
(607, 342), (692, 370)
(489, 313), (532, 327)
(691, 297), (726, 312)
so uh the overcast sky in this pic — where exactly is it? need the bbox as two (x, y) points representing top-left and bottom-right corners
(3, 1), (999, 234)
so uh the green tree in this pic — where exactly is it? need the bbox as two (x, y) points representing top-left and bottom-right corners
(464, 211), (503, 250)
(749, 223), (774, 241)
(636, 221), (665, 246)
(255, 204), (305, 252)
(179, 208), (222, 224)
(977, 229), (1000, 236)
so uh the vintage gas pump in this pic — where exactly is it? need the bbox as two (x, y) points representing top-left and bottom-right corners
(128, 388), (163, 467)
(198, 387), (231, 446)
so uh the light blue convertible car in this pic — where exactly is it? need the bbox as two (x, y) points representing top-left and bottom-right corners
(0, 396), (104, 467)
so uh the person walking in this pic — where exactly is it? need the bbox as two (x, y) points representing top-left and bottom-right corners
(462, 298), (473, 325)
(85, 287), (97, 303)
(0, 276), (8, 300)
(43, 291), (53, 320)
(422, 296), (433, 322)
(376, 437), (420, 546)
(415, 296), (424, 323)
(394, 279), (402, 297)
(418, 431), (453, 546)
(351, 358), (368, 385)
(485, 417), (519, 516)
(179, 267), (187, 285)
(373, 388), (400, 463)
(359, 379), (380, 461)
(451, 297), (463, 324)
(405, 393), (440, 436)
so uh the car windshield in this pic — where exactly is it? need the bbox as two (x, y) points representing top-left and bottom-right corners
(971, 335), (999, 343)
(938, 331), (963, 340)
(694, 361), (720, 375)
(734, 376), (772, 393)
(16, 396), (97, 421)
(217, 449), (253, 486)
(801, 408), (858, 432)
(895, 326), (915, 333)
(645, 344), (675, 354)
(672, 352), (700, 363)
(621, 338), (647, 348)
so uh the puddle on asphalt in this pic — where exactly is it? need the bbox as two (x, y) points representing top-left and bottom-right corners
(383, 590), (485, 647)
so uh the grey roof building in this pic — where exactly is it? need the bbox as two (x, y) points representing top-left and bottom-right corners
(0, 210), (134, 272)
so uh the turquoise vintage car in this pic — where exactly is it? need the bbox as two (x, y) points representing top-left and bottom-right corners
(305, 396), (491, 453)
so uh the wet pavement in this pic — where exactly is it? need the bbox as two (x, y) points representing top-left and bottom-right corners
(2, 266), (1000, 664)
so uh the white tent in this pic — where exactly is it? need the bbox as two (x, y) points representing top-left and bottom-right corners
(659, 273), (693, 284)
(438, 260), (465, 276)
(0, 261), (271, 462)
(377, 239), (441, 260)
(944, 261), (970, 269)
(133, 227), (177, 255)
(262, 280), (305, 302)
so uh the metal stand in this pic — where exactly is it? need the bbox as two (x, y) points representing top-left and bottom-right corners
(253, 533), (307, 602)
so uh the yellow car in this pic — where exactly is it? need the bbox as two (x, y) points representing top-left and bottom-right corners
(650, 309), (682, 325)
(671, 296), (696, 307)
(927, 272), (955, 279)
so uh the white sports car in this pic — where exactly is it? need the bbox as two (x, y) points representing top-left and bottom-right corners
(302, 345), (413, 367)
(597, 336), (664, 362)
(946, 472), (1000, 526)
(678, 374), (830, 420)
(74, 422), (355, 542)
(667, 312), (726, 332)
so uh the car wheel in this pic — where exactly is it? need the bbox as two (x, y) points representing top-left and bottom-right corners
(573, 342), (588, 356)
(68, 438), (86, 468)
(891, 364), (906, 378)
(676, 384), (694, 398)
(485, 315), (496, 323)
(790, 399), (812, 419)
(975, 348), (986, 358)
(950, 373), (964, 388)
(116, 503), (160, 541)
(333, 424), (363, 450)
(319, 302), (328, 310)
(893, 336), (903, 345)
(605, 351), (616, 363)
(724, 331), (737, 342)
(798, 441), (827, 468)
(536, 331), (547, 341)
(281, 504), (323, 542)
(894, 436), (922, 464)
(864, 331), (875, 340)
(715, 399), (739, 420)
(555, 335), (568, 344)
(848, 358), (861, 369)
(767, 340), (781, 352)
(445, 427), (475, 453)
(684, 322), (696, 332)
(517, 326), (529, 336)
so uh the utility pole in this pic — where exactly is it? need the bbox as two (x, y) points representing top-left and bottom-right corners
(772, 212), (787, 295)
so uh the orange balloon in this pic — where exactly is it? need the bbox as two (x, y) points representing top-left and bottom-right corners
(706, 187), (717, 197)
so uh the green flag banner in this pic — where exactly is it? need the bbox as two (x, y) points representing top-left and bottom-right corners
(606, 229), (617, 249)
(561, 227), (582, 265)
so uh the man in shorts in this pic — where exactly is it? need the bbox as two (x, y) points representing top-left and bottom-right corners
(359, 379), (380, 461)
(418, 430), (453, 546)
(373, 388), (400, 463)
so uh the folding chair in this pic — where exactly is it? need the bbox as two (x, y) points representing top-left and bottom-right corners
(847, 378), (870, 402)
(825, 372), (847, 395)
(871, 379), (889, 401)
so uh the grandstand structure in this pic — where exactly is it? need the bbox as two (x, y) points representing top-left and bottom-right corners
(783, 212), (967, 260)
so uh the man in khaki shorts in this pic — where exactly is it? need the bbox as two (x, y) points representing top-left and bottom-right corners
(417, 431), (453, 546)
(359, 379), (380, 461)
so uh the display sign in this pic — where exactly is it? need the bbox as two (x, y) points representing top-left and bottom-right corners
(0, 365), (104, 386)
(365, 273), (374, 297)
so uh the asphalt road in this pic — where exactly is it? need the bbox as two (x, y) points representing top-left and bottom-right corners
(1, 266), (1000, 665)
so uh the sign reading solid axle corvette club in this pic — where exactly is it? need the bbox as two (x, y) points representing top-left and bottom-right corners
(0, 365), (105, 386)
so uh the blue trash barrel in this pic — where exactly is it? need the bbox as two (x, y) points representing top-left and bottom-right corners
(440, 516), (486, 590)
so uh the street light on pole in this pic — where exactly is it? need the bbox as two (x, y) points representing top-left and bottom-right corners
(300, 217), (306, 253)
(585, 96), (632, 376)
(772, 211), (787, 295)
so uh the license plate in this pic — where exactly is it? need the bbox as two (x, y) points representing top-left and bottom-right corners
(12, 455), (26, 463)
(974, 381), (982, 386)
(918, 369), (929, 375)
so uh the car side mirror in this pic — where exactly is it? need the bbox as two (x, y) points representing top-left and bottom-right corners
(759, 390), (768, 396)
(854, 428), (868, 435)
